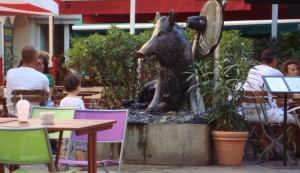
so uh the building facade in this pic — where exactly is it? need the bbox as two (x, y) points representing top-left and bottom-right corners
(0, 15), (80, 71)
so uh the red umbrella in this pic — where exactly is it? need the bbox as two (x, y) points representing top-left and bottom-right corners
(0, 0), (59, 16)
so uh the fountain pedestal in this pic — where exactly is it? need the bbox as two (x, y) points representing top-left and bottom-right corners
(123, 123), (211, 165)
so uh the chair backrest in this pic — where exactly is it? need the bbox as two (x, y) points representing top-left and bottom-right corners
(0, 127), (56, 172)
(31, 106), (75, 138)
(71, 109), (128, 142)
(242, 91), (269, 104)
(11, 89), (48, 116)
(242, 91), (269, 123)
(11, 89), (48, 104)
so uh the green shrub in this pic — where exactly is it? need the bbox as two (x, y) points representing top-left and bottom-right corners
(253, 32), (300, 64)
(67, 26), (154, 107)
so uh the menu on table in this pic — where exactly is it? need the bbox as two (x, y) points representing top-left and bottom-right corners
(262, 76), (300, 94)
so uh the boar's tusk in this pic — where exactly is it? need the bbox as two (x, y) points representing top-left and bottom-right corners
(136, 51), (145, 59)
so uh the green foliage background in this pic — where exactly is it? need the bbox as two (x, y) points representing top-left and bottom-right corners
(66, 25), (300, 109)
(253, 32), (300, 65)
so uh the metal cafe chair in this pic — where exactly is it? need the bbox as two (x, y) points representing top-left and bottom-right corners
(0, 126), (76, 173)
(59, 109), (128, 173)
(242, 90), (300, 164)
(241, 91), (269, 158)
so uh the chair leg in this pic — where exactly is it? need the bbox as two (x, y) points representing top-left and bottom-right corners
(244, 124), (258, 158)
(76, 150), (85, 161)
(9, 164), (20, 172)
(76, 150), (86, 171)
(60, 150), (69, 171)
(245, 136), (259, 158)
(257, 125), (297, 164)
(102, 164), (110, 173)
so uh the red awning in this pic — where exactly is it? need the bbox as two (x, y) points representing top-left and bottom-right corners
(59, 0), (251, 23)
(0, 0), (59, 16)
(60, 0), (250, 14)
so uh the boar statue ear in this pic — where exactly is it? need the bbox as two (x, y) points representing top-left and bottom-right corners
(155, 12), (161, 22)
(168, 9), (175, 28)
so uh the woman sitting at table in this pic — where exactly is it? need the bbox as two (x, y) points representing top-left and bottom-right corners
(273, 59), (300, 108)
(60, 74), (86, 170)
(282, 59), (299, 77)
(37, 51), (55, 107)
(280, 59), (300, 157)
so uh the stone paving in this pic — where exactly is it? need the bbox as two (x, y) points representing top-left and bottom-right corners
(5, 157), (300, 173)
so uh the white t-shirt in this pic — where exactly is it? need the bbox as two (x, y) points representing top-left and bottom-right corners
(6, 67), (50, 116)
(59, 97), (85, 109)
(243, 64), (283, 104)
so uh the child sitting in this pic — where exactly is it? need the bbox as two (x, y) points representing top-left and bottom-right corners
(60, 74), (86, 169)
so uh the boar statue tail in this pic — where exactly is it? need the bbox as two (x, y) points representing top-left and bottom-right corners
(168, 9), (175, 28)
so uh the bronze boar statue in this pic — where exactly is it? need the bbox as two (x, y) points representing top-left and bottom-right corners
(136, 10), (205, 115)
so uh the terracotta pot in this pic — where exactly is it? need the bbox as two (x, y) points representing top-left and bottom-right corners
(211, 131), (248, 166)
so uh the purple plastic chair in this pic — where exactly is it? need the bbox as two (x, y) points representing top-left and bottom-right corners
(59, 109), (128, 173)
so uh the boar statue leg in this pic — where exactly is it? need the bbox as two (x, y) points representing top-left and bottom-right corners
(146, 78), (161, 112)
(188, 76), (206, 115)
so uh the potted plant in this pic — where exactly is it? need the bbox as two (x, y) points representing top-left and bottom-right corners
(211, 30), (259, 166)
(209, 78), (249, 166)
(191, 30), (257, 165)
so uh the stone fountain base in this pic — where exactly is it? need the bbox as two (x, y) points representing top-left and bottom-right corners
(96, 109), (212, 166)
(124, 123), (211, 165)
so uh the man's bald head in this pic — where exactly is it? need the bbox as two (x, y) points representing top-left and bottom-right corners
(21, 45), (38, 65)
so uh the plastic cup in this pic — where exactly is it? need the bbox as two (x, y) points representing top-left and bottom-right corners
(40, 112), (55, 124)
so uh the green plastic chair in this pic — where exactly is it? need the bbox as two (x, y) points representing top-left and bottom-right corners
(0, 126), (76, 173)
(0, 127), (53, 166)
(31, 107), (76, 139)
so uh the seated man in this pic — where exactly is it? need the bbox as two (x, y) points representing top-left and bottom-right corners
(6, 45), (49, 117)
(242, 49), (297, 158)
(243, 49), (295, 123)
